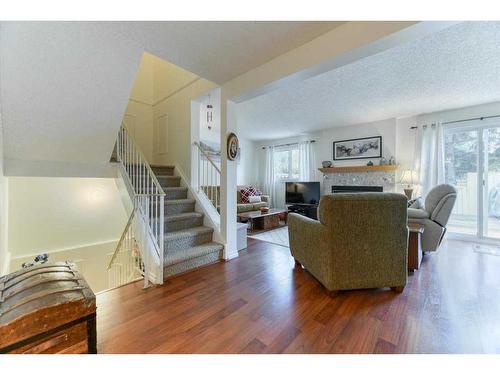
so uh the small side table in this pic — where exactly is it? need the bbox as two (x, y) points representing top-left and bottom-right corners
(237, 222), (248, 251)
(408, 223), (424, 272)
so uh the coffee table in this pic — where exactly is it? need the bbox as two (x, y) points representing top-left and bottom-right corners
(237, 208), (287, 231)
(408, 223), (424, 272)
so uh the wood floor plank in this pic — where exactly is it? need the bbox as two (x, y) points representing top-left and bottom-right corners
(97, 238), (500, 353)
(239, 338), (267, 354)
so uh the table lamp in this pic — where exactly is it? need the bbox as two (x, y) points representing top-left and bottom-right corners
(399, 169), (418, 200)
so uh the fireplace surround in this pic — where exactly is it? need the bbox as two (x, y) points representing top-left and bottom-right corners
(332, 185), (383, 193)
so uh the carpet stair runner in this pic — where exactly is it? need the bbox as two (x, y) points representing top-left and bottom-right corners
(150, 165), (224, 279)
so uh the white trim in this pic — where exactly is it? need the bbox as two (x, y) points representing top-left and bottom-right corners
(128, 98), (153, 106)
(444, 121), (500, 240)
(1, 250), (11, 276)
(4, 159), (118, 178)
(10, 239), (120, 261)
(152, 78), (201, 106)
(174, 164), (223, 245)
(447, 232), (500, 245)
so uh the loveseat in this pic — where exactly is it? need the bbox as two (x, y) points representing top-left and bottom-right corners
(202, 185), (270, 213)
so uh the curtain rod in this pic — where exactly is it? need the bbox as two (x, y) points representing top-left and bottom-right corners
(262, 140), (315, 149)
(410, 114), (500, 129)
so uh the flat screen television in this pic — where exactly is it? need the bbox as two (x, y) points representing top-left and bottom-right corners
(285, 182), (320, 205)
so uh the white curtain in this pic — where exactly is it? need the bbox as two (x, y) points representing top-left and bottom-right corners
(264, 145), (286, 209)
(414, 122), (445, 196)
(263, 146), (276, 207)
(263, 141), (316, 209)
(299, 141), (316, 181)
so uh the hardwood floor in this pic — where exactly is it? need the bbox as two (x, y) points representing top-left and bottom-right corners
(97, 238), (500, 354)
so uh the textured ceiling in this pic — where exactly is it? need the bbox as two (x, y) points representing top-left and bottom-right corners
(120, 21), (344, 84)
(236, 22), (500, 141)
(0, 21), (340, 174)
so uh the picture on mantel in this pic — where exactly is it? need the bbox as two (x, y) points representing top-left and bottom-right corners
(333, 136), (382, 161)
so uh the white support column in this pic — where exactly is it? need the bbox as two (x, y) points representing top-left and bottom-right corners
(219, 89), (238, 260)
(190, 98), (201, 190)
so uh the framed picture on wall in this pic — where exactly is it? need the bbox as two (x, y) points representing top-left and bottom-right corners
(333, 136), (382, 160)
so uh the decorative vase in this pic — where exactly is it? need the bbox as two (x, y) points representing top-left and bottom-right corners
(322, 161), (332, 168)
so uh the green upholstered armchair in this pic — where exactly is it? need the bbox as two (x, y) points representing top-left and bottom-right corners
(288, 193), (408, 295)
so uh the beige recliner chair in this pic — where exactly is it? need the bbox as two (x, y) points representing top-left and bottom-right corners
(408, 184), (457, 252)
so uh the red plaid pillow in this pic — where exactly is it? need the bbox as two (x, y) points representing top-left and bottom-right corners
(240, 186), (262, 203)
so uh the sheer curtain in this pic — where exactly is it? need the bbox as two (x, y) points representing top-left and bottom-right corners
(263, 146), (276, 208)
(299, 141), (316, 181)
(414, 122), (445, 196)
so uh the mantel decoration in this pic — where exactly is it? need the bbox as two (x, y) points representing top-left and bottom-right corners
(227, 132), (240, 161)
(333, 136), (382, 161)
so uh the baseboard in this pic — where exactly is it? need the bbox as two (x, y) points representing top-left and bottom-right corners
(1, 250), (11, 276)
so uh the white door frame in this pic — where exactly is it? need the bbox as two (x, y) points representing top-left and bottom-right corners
(444, 118), (500, 241)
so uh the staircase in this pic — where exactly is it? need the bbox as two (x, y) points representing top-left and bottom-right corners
(109, 123), (223, 287)
(151, 165), (224, 279)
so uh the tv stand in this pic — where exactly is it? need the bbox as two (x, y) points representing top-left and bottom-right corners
(287, 204), (318, 220)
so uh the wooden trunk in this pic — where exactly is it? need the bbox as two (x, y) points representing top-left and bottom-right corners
(0, 261), (96, 354)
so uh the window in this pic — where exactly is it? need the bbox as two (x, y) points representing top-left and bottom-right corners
(274, 146), (299, 180)
(444, 120), (500, 239)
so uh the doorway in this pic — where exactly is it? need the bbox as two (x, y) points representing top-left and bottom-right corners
(444, 119), (500, 240)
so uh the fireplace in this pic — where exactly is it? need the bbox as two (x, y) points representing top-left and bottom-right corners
(332, 185), (383, 194)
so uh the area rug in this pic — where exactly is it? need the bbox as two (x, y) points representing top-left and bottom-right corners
(248, 226), (289, 247)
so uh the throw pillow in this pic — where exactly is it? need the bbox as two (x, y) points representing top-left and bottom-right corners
(248, 195), (262, 203)
(408, 197), (423, 209)
(239, 186), (262, 203)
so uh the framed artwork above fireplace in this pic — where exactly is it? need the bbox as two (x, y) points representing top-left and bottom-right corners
(333, 136), (382, 161)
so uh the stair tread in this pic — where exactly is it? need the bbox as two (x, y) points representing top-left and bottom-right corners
(164, 186), (187, 191)
(151, 165), (175, 169)
(164, 226), (213, 240)
(164, 242), (224, 266)
(165, 198), (195, 205)
(157, 175), (180, 179)
(165, 212), (203, 221)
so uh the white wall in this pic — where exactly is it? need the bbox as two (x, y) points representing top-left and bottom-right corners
(237, 137), (257, 186)
(247, 101), (500, 200)
(199, 89), (221, 147)
(124, 53), (155, 162)
(8, 177), (127, 258)
(253, 118), (397, 190)
(10, 240), (117, 293)
(153, 78), (217, 176)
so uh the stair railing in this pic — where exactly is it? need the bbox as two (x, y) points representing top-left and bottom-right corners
(111, 123), (165, 287)
(193, 141), (221, 213)
(106, 210), (144, 289)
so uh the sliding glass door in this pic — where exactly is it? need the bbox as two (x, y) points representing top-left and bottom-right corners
(444, 120), (500, 240)
(444, 128), (479, 235)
